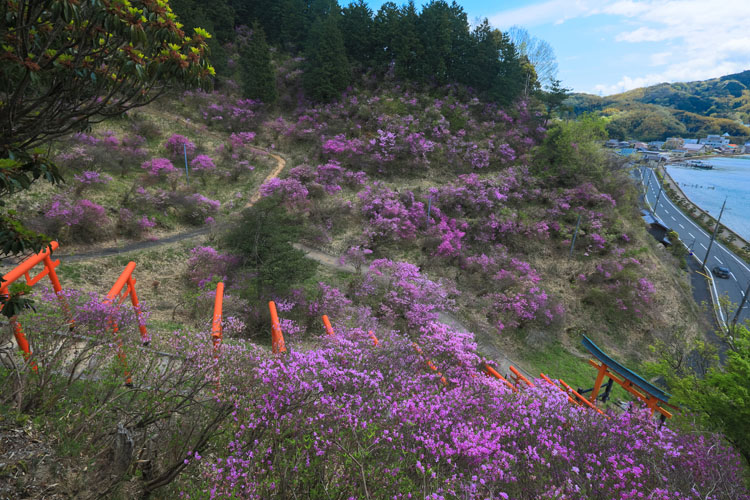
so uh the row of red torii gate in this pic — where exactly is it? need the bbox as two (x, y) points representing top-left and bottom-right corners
(1, 242), (676, 419)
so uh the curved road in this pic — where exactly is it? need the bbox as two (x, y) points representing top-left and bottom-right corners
(637, 166), (750, 326)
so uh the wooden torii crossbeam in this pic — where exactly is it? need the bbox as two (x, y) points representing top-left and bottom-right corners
(581, 335), (677, 419)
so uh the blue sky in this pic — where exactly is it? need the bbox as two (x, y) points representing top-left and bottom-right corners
(362, 1), (750, 96)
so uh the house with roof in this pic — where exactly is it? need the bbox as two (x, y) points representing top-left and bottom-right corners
(680, 143), (710, 155)
(641, 210), (672, 246)
(642, 151), (669, 162)
(699, 134), (730, 148)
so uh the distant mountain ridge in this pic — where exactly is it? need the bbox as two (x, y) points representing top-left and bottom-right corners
(566, 70), (750, 141)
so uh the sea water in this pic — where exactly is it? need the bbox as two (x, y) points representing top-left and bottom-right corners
(665, 157), (750, 241)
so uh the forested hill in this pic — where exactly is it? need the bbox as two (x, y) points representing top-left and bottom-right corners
(169, 0), (564, 106)
(566, 70), (750, 141)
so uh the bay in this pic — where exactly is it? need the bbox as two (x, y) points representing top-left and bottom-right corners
(665, 156), (750, 241)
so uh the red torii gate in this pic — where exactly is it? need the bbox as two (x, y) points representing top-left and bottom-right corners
(1, 243), (150, 384)
(1, 241), (67, 365)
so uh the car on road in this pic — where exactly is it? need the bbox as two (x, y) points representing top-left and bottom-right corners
(712, 266), (730, 279)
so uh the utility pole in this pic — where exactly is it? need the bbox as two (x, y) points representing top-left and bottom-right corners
(703, 198), (727, 272)
(653, 182), (663, 210)
(731, 281), (750, 329)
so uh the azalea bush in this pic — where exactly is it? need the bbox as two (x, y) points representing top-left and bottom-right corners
(580, 257), (657, 323)
(116, 208), (157, 239)
(38, 195), (111, 243)
(182, 317), (748, 500)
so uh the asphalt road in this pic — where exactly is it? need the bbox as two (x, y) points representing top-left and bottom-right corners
(636, 166), (750, 326)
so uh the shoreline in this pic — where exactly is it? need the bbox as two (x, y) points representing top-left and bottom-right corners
(655, 163), (750, 256)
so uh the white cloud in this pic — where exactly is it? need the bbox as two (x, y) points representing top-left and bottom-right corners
(596, 0), (750, 93)
(487, 0), (597, 29)
(650, 52), (672, 66)
(488, 0), (750, 95)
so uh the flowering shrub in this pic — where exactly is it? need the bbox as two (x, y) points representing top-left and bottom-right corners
(188, 322), (748, 500)
(2, 287), (232, 497)
(141, 157), (179, 178)
(357, 182), (427, 243)
(200, 97), (262, 131)
(72, 170), (112, 196)
(116, 208), (157, 238)
(164, 133), (196, 160)
(259, 177), (310, 210)
(40, 195), (111, 243)
(189, 154), (216, 173)
(178, 193), (221, 225)
(357, 258), (456, 329)
(185, 246), (241, 289)
(582, 258), (656, 321)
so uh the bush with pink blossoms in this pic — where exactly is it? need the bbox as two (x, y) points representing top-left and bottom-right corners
(1, 287), (232, 497)
(259, 177), (310, 210)
(189, 154), (216, 173)
(72, 170), (112, 196)
(185, 246), (242, 289)
(164, 133), (196, 160)
(141, 157), (179, 178)
(357, 258), (456, 330)
(357, 182), (427, 243)
(178, 193), (221, 225)
(116, 208), (157, 239)
(39, 195), (111, 243)
(186, 320), (748, 500)
(582, 257), (656, 322)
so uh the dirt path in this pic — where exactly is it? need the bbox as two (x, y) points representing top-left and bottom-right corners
(53, 147), (287, 263)
(246, 148), (286, 208)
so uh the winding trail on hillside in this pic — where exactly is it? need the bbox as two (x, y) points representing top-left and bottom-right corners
(45, 134), (532, 380)
(54, 147), (287, 263)
(246, 148), (286, 208)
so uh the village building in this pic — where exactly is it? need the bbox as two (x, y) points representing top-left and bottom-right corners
(699, 134), (730, 148)
(679, 143), (710, 155)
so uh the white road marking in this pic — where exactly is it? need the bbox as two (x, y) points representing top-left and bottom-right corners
(700, 243), (708, 250)
(671, 216), (676, 221)
(679, 224), (685, 229)
(715, 257), (723, 264)
(689, 232), (695, 238)
(730, 272), (738, 281)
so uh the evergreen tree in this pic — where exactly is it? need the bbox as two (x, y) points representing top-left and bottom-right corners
(303, 13), (351, 102)
(444, 2), (473, 84)
(279, 0), (307, 50)
(239, 24), (278, 104)
(341, 0), (375, 68)
(373, 2), (401, 69)
(417, 1), (451, 83)
(392, 2), (423, 80)
(465, 20), (500, 92)
(225, 197), (317, 298)
(170, 0), (235, 76)
(490, 29), (525, 104)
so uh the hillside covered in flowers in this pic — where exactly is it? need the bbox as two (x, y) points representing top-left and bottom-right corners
(1, 0), (748, 498)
